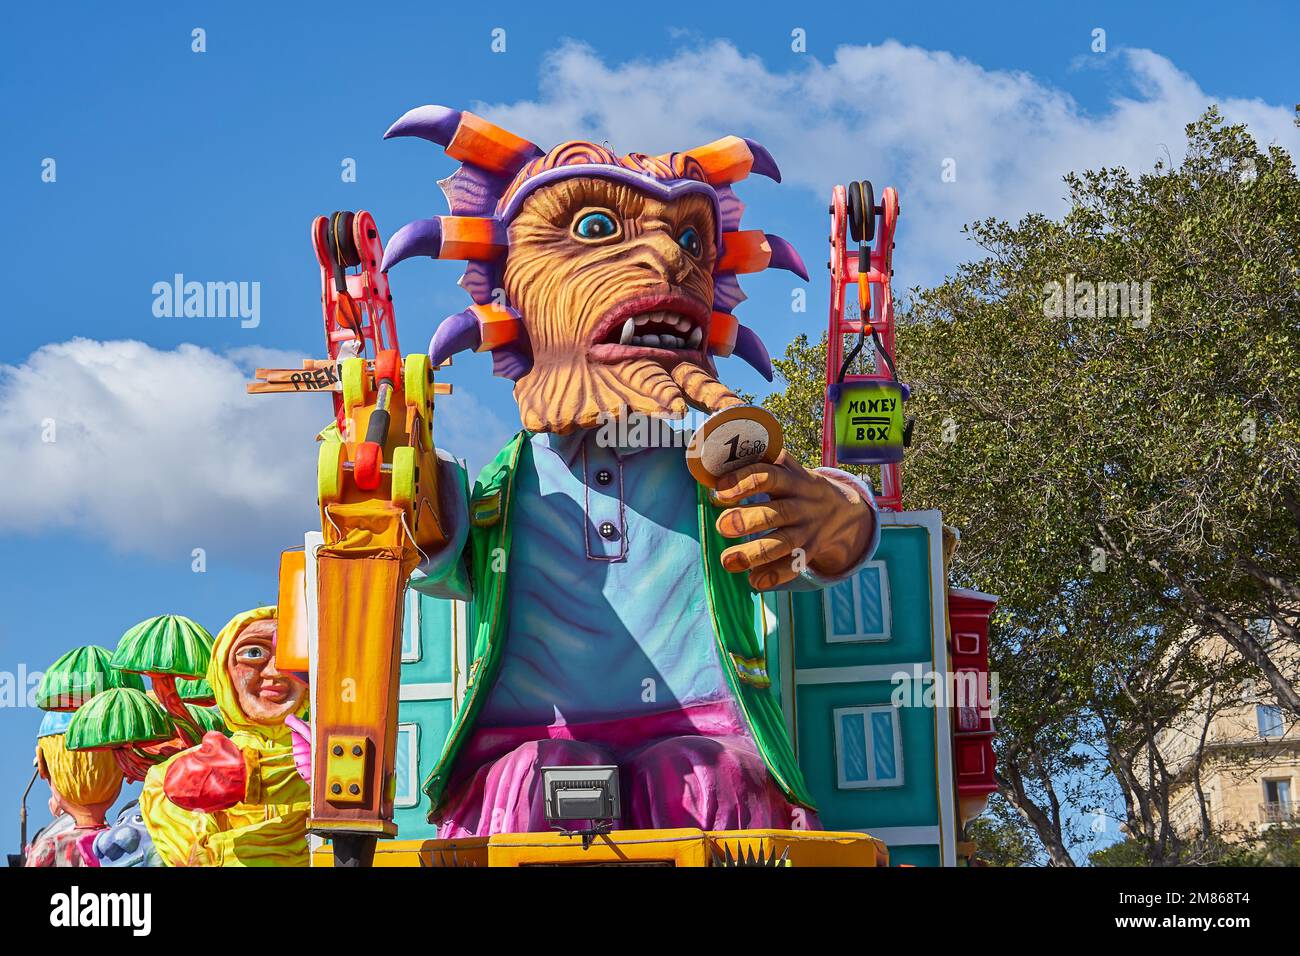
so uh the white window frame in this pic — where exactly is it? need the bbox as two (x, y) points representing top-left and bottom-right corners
(824, 560), (892, 644)
(833, 704), (904, 790)
(1263, 777), (1291, 807)
(401, 589), (422, 663)
(394, 722), (420, 808)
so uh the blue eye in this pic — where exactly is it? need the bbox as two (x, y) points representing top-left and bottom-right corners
(573, 211), (618, 240)
(678, 226), (702, 257)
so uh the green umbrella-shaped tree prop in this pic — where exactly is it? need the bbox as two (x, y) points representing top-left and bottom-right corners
(111, 615), (213, 748)
(66, 687), (176, 783)
(177, 676), (217, 707)
(186, 704), (229, 737)
(36, 645), (144, 712)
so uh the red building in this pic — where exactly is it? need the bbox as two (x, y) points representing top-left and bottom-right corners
(947, 587), (999, 835)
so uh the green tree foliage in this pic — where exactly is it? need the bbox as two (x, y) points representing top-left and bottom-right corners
(766, 332), (831, 471)
(763, 109), (1299, 865)
(1088, 838), (1151, 867)
(1223, 824), (1300, 866)
(966, 796), (1038, 866)
(1094, 826), (1300, 867)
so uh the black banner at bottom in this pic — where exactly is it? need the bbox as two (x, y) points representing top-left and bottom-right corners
(0, 864), (1279, 941)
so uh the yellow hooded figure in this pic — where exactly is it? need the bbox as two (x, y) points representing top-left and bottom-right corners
(140, 606), (310, 866)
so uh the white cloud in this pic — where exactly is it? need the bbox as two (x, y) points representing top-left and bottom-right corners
(476, 40), (1300, 281)
(0, 339), (511, 558)
(9, 41), (1293, 558)
(428, 382), (518, 477)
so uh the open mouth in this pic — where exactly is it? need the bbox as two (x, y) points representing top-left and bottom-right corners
(588, 293), (709, 362)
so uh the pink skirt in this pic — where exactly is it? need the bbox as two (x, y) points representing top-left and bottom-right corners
(435, 701), (818, 837)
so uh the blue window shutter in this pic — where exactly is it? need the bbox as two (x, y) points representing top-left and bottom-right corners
(857, 565), (884, 635)
(394, 724), (417, 805)
(838, 711), (869, 783)
(828, 579), (857, 637)
(401, 590), (421, 662)
(871, 710), (897, 780)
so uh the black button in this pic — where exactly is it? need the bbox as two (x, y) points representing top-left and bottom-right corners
(599, 521), (619, 540)
(596, 469), (613, 486)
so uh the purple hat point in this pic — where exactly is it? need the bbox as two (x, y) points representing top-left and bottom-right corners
(733, 324), (774, 381)
(743, 138), (781, 183)
(382, 218), (443, 272)
(491, 341), (534, 381)
(384, 105), (462, 145)
(428, 309), (482, 367)
(765, 233), (808, 281)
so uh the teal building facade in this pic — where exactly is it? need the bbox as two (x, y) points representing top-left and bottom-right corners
(763, 509), (957, 866)
(394, 509), (959, 864)
(393, 590), (467, 841)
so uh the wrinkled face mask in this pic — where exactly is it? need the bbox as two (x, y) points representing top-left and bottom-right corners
(228, 620), (305, 723)
(506, 177), (743, 434)
(382, 107), (806, 431)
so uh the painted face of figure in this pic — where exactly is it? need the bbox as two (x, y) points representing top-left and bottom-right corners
(505, 176), (742, 433)
(227, 619), (305, 723)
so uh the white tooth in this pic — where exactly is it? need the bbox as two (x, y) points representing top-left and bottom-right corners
(688, 327), (703, 348)
(674, 317), (690, 332)
(635, 315), (650, 326)
(619, 318), (635, 344)
(640, 334), (661, 347)
(664, 335), (682, 348)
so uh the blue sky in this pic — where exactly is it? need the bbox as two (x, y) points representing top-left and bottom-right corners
(2, 0), (1296, 859)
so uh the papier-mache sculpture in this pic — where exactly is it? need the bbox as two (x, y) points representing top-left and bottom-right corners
(382, 106), (882, 835)
(139, 607), (310, 866)
(81, 801), (159, 868)
(25, 710), (124, 868)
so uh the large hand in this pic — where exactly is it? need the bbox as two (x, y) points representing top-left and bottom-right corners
(283, 714), (312, 783)
(713, 451), (875, 590)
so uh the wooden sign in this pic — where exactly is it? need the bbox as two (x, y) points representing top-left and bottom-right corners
(248, 360), (452, 396)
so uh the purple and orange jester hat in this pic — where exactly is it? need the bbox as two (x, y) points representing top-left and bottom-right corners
(381, 105), (807, 381)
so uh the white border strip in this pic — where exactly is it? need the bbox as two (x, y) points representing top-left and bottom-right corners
(796, 663), (931, 685)
(849, 825), (941, 846)
(399, 682), (455, 702)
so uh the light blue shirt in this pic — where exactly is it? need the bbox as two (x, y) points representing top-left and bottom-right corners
(480, 431), (730, 726)
(411, 428), (879, 728)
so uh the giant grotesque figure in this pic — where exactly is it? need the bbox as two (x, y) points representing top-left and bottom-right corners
(384, 107), (879, 835)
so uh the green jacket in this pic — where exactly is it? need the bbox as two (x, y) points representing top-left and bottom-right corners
(421, 431), (816, 821)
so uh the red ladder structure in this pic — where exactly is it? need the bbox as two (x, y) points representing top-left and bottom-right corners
(311, 210), (400, 428)
(822, 182), (903, 510)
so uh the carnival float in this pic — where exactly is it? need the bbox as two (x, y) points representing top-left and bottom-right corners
(18, 106), (997, 868)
